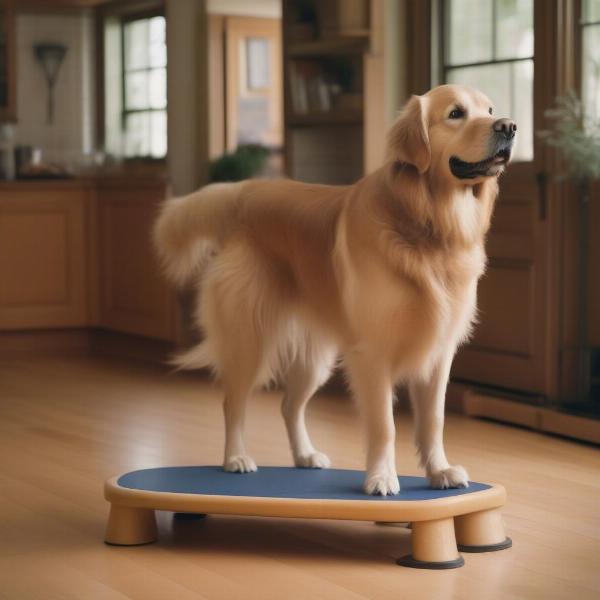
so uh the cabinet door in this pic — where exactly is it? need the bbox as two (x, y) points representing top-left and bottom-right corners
(0, 187), (88, 329)
(98, 184), (175, 341)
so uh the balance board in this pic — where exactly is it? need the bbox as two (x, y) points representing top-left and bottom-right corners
(104, 466), (511, 569)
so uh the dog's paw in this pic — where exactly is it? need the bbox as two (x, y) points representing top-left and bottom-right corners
(364, 473), (400, 496)
(429, 465), (469, 489)
(223, 455), (257, 473)
(295, 451), (331, 469)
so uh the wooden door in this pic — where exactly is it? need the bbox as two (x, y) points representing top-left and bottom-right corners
(434, 1), (565, 398)
(224, 16), (282, 151)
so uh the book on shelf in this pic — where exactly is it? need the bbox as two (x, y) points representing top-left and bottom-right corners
(288, 60), (333, 114)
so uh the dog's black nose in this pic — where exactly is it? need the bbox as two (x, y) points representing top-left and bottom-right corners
(493, 118), (517, 140)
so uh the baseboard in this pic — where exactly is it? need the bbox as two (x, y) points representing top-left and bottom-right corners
(0, 328), (93, 358)
(89, 328), (176, 366)
(451, 386), (600, 445)
(0, 328), (176, 367)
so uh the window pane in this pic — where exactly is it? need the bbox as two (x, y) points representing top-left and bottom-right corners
(446, 0), (493, 65)
(448, 63), (511, 116)
(125, 71), (149, 110)
(149, 68), (166, 109)
(512, 59), (534, 161)
(125, 112), (151, 157)
(496, 0), (533, 59)
(124, 19), (148, 70)
(583, 25), (600, 119)
(583, 0), (600, 22)
(246, 38), (270, 89)
(447, 60), (533, 162)
(150, 111), (167, 158)
(149, 16), (166, 67)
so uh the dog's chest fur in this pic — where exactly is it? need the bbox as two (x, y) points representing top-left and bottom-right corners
(338, 180), (492, 378)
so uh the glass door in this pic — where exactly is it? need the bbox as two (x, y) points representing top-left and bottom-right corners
(440, 0), (554, 397)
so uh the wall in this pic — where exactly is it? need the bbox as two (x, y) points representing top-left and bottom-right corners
(14, 10), (95, 166)
(206, 0), (281, 18)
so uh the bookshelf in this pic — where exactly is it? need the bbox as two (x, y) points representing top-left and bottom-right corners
(282, 0), (384, 185)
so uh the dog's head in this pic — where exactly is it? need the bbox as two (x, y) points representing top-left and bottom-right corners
(386, 84), (516, 184)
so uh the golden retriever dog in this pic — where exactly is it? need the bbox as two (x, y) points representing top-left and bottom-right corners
(154, 84), (516, 495)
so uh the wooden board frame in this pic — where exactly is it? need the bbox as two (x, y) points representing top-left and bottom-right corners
(104, 469), (511, 569)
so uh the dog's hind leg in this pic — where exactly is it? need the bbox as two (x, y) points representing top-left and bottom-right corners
(281, 338), (337, 468)
(198, 241), (281, 473)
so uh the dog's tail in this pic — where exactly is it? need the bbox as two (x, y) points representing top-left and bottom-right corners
(153, 182), (244, 286)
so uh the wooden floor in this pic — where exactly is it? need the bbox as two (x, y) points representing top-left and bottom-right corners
(1, 355), (599, 599)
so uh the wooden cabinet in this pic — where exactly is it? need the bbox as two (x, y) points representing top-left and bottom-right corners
(0, 179), (176, 341)
(0, 182), (90, 329)
(281, 0), (390, 182)
(0, 0), (16, 121)
(96, 181), (175, 341)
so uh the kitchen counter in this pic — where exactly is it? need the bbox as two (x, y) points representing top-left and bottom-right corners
(0, 175), (169, 190)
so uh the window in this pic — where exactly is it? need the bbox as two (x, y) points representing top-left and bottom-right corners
(581, 0), (600, 120)
(102, 10), (167, 160)
(122, 15), (167, 158)
(442, 0), (534, 161)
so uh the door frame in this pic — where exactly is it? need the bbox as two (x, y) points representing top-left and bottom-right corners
(405, 0), (578, 402)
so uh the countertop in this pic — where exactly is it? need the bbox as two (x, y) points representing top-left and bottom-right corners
(0, 175), (169, 190)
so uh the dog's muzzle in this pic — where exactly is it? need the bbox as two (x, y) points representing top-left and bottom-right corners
(449, 119), (517, 179)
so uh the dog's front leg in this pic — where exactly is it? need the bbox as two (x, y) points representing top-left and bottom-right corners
(409, 351), (469, 489)
(346, 353), (399, 496)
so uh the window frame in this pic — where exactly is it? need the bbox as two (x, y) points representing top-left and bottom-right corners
(439, 0), (535, 162)
(96, 1), (167, 163)
(576, 0), (600, 117)
(120, 8), (167, 159)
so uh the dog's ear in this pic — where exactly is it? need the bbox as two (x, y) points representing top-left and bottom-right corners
(386, 95), (431, 174)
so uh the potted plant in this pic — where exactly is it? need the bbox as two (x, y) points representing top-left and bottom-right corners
(209, 144), (270, 183)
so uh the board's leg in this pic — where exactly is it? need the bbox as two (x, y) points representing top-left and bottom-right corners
(454, 508), (512, 552)
(105, 504), (157, 546)
(397, 517), (464, 569)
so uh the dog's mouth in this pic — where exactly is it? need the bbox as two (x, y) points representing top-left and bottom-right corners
(449, 144), (513, 180)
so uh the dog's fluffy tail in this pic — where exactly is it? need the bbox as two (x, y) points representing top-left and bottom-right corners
(153, 182), (244, 286)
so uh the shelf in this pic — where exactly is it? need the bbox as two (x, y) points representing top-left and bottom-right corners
(287, 36), (369, 57)
(286, 110), (363, 126)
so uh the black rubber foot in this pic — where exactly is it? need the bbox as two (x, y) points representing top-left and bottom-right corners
(458, 537), (512, 553)
(396, 554), (465, 569)
(173, 512), (207, 520)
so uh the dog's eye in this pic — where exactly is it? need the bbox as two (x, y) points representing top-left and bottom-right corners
(448, 108), (465, 119)
(489, 107), (493, 115)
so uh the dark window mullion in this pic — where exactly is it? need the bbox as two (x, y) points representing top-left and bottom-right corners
(123, 66), (159, 75)
(444, 56), (532, 71)
(123, 108), (165, 116)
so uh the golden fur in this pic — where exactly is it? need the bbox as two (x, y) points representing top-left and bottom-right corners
(154, 84), (513, 494)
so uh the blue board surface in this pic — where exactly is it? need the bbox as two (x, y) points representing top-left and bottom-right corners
(117, 467), (490, 501)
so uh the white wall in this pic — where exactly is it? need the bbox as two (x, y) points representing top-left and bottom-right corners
(14, 11), (95, 166)
(206, 0), (281, 18)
